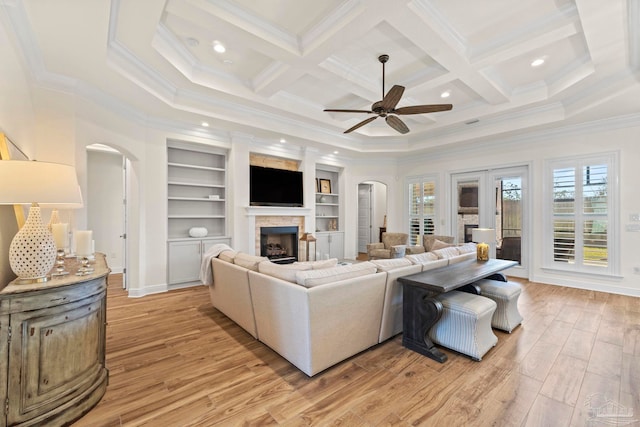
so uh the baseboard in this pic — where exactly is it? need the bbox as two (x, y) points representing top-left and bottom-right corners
(127, 283), (168, 298)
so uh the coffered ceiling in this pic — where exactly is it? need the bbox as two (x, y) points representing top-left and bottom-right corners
(1, 0), (639, 157)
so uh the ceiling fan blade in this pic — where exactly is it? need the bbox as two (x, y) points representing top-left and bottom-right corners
(344, 116), (377, 133)
(324, 109), (373, 113)
(380, 85), (405, 111)
(393, 104), (453, 115)
(386, 115), (409, 134)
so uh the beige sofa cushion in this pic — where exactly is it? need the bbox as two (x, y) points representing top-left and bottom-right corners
(258, 261), (312, 283)
(233, 252), (269, 271)
(218, 250), (237, 263)
(371, 258), (412, 272)
(294, 258), (339, 269)
(295, 262), (377, 288)
(405, 252), (439, 265)
(432, 246), (460, 259)
(456, 242), (477, 254)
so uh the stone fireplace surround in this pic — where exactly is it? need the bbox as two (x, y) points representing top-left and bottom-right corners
(245, 206), (312, 261)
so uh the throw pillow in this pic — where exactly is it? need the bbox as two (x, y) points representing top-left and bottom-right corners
(258, 261), (312, 282)
(371, 258), (412, 272)
(233, 252), (269, 271)
(295, 262), (377, 288)
(431, 239), (454, 250)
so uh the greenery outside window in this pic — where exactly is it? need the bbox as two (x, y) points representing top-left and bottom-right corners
(408, 176), (438, 245)
(545, 153), (618, 275)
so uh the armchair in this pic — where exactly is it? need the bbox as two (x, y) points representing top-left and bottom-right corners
(367, 232), (408, 260)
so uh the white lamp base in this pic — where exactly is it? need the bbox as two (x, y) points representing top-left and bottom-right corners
(9, 204), (56, 284)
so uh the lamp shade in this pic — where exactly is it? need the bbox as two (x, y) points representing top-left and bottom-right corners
(0, 160), (82, 284)
(471, 228), (495, 244)
(0, 160), (83, 206)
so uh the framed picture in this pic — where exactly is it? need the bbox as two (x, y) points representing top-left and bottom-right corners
(0, 133), (28, 228)
(319, 179), (332, 194)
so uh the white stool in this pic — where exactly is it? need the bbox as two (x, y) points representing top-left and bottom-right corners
(428, 291), (498, 361)
(475, 279), (523, 333)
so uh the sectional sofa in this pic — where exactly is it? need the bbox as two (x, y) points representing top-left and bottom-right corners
(206, 243), (477, 376)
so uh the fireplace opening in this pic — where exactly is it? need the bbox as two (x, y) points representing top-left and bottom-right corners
(260, 226), (298, 264)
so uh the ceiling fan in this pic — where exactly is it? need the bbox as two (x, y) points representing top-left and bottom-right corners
(324, 54), (453, 134)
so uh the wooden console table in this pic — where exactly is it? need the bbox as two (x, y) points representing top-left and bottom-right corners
(0, 254), (109, 426)
(398, 258), (516, 363)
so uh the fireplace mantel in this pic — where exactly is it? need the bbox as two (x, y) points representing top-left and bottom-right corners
(245, 206), (312, 216)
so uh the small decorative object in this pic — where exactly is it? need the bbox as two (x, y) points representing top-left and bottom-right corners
(75, 230), (93, 257)
(319, 178), (332, 194)
(319, 195), (327, 203)
(51, 222), (70, 276)
(472, 228), (496, 262)
(299, 232), (317, 262)
(383, 214), (387, 228)
(48, 209), (60, 231)
(9, 205), (57, 282)
(189, 227), (208, 238)
(208, 195), (219, 200)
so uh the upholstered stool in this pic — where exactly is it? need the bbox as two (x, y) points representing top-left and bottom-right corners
(428, 291), (498, 361)
(475, 279), (523, 333)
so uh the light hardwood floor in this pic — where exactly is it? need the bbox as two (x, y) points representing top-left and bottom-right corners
(73, 274), (640, 426)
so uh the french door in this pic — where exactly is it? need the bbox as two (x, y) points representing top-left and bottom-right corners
(451, 166), (528, 278)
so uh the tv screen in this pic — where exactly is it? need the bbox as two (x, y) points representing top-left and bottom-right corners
(250, 166), (303, 207)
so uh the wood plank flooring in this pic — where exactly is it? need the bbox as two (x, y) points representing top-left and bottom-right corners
(73, 275), (640, 426)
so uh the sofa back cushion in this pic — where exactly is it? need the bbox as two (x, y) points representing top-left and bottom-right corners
(258, 261), (312, 283)
(456, 242), (477, 254)
(233, 252), (269, 271)
(371, 258), (412, 272)
(432, 246), (460, 259)
(294, 258), (339, 269)
(405, 252), (439, 265)
(218, 250), (237, 263)
(295, 261), (377, 288)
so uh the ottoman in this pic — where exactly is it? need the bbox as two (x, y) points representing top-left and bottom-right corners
(428, 291), (498, 361)
(475, 279), (523, 333)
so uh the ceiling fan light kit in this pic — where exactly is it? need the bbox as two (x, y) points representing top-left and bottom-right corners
(324, 54), (453, 134)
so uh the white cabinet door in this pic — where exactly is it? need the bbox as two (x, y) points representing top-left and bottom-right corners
(168, 240), (202, 284)
(315, 232), (344, 260)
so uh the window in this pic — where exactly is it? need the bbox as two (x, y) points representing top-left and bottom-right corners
(545, 153), (618, 275)
(408, 176), (438, 245)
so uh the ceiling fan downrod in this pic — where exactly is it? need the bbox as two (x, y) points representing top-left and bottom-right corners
(379, 54), (389, 99)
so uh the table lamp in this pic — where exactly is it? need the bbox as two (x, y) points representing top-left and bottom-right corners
(472, 228), (495, 261)
(299, 232), (317, 262)
(0, 160), (82, 284)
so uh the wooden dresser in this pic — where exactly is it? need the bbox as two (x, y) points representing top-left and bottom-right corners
(0, 254), (109, 426)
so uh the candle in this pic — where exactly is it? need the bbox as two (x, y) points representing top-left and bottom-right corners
(51, 223), (68, 249)
(75, 230), (93, 256)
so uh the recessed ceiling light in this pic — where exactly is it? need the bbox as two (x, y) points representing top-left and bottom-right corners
(333, 151), (339, 155)
(201, 122), (209, 127)
(212, 41), (226, 53)
(441, 91), (451, 98)
(280, 138), (286, 143)
(223, 59), (233, 65)
(531, 58), (545, 67)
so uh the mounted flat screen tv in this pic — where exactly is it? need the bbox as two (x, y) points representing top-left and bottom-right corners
(250, 165), (304, 207)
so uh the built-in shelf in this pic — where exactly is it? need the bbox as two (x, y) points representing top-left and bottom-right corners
(167, 140), (230, 286)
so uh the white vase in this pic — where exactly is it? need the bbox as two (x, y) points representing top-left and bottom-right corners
(9, 205), (56, 281)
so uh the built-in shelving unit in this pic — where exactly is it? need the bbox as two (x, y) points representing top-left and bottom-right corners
(315, 165), (344, 259)
(167, 141), (231, 286)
